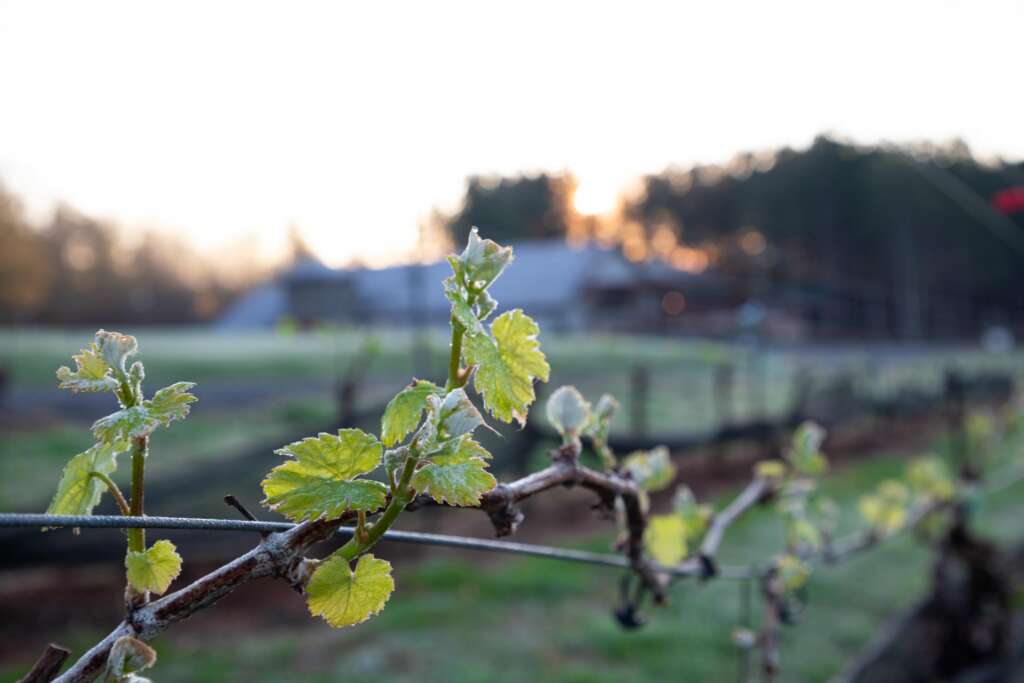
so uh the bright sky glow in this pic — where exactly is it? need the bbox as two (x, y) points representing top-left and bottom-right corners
(0, 0), (1020, 266)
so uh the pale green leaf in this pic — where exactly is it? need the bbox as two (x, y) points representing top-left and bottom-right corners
(262, 429), (387, 521)
(436, 388), (487, 439)
(672, 486), (712, 541)
(95, 329), (139, 374)
(56, 342), (119, 393)
(458, 228), (514, 290)
(307, 554), (394, 628)
(476, 290), (498, 321)
(383, 446), (410, 482)
(776, 553), (811, 591)
(413, 436), (496, 506)
(143, 381), (197, 427)
(92, 406), (154, 443)
(755, 460), (786, 481)
(450, 294), (484, 335)
(46, 441), (126, 516)
(785, 421), (828, 476)
(645, 513), (687, 565)
(623, 446), (676, 492)
(464, 309), (549, 425)
(907, 457), (955, 502)
(785, 515), (822, 552)
(859, 479), (909, 534)
(381, 380), (440, 447)
(546, 385), (591, 436)
(125, 539), (182, 594)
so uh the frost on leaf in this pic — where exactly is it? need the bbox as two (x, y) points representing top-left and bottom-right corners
(434, 388), (488, 439)
(46, 441), (126, 517)
(381, 380), (441, 447)
(412, 436), (496, 506)
(143, 382), (197, 427)
(307, 554), (394, 628)
(96, 329), (139, 374)
(449, 292), (484, 335)
(458, 228), (514, 290)
(92, 406), (155, 444)
(56, 342), (119, 393)
(463, 309), (549, 425)
(125, 539), (182, 594)
(623, 446), (676, 492)
(106, 636), (156, 681)
(261, 429), (387, 521)
(546, 385), (591, 436)
(645, 513), (687, 566)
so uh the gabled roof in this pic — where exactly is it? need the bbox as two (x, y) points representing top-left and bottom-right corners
(285, 239), (639, 314)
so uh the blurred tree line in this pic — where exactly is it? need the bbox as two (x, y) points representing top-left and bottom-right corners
(438, 136), (1024, 339)
(0, 182), (258, 325)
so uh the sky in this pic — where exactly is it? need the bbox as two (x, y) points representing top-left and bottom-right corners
(0, 0), (1021, 267)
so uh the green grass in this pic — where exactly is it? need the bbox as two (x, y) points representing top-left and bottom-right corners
(5, 327), (1022, 438)
(6, 431), (1023, 683)
(0, 397), (335, 511)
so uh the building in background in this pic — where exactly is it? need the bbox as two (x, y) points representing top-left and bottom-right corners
(218, 240), (739, 335)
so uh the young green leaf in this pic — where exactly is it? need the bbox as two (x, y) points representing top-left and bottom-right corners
(383, 446), (410, 483)
(435, 388), (488, 439)
(381, 380), (441, 447)
(623, 446), (676, 492)
(412, 436), (496, 506)
(449, 293), (484, 335)
(95, 330), (139, 375)
(91, 406), (154, 444)
(907, 457), (955, 502)
(785, 421), (828, 476)
(672, 486), (712, 542)
(755, 459), (787, 482)
(262, 429), (387, 521)
(546, 385), (591, 437)
(776, 553), (811, 591)
(859, 479), (909, 535)
(143, 382), (197, 427)
(785, 514), (822, 552)
(46, 441), (126, 516)
(464, 309), (550, 425)
(307, 553), (395, 628)
(458, 228), (514, 290)
(125, 539), (182, 595)
(56, 342), (119, 393)
(645, 513), (687, 565)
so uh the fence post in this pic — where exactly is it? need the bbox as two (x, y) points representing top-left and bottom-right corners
(944, 370), (970, 479)
(714, 362), (736, 430)
(631, 364), (649, 437)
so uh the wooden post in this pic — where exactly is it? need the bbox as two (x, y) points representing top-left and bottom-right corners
(714, 362), (735, 430)
(631, 365), (649, 437)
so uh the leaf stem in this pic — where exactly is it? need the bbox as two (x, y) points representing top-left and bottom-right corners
(89, 471), (131, 516)
(127, 436), (147, 553)
(445, 317), (465, 392)
(337, 453), (419, 562)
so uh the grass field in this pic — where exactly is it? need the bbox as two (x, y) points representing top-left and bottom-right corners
(3, 328), (1024, 681)
(4, 429), (1023, 683)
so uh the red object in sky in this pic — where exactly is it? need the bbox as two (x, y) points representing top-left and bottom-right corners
(992, 187), (1024, 214)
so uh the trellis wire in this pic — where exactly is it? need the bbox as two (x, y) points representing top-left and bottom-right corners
(0, 513), (754, 579)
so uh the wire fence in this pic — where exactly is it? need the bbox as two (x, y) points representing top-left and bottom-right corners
(0, 513), (753, 580)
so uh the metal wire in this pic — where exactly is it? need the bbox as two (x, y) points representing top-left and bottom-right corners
(0, 513), (753, 579)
